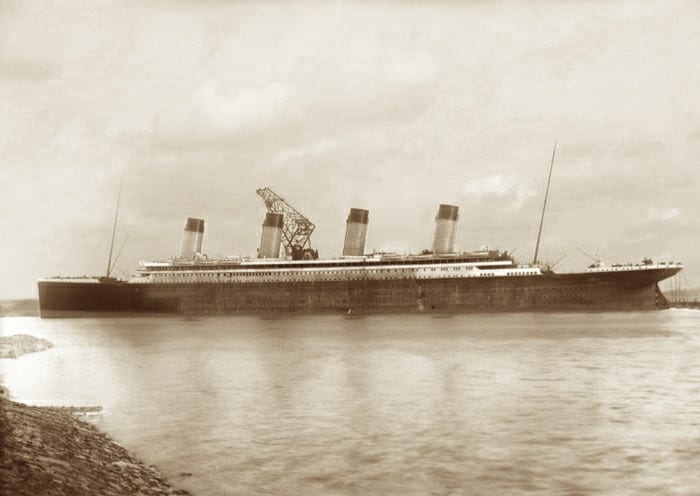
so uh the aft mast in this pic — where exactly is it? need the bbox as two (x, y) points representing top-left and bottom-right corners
(533, 142), (557, 265)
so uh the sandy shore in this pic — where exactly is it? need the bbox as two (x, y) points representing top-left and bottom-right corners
(0, 335), (191, 496)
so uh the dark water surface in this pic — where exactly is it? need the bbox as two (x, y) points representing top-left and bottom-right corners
(2, 311), (700, 495)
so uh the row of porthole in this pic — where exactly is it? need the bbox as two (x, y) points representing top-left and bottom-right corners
(150, 266), (491, 279)
(152, 273), (422, 282)
(152, 275), (501, 284)
(149, 271), (537, 283)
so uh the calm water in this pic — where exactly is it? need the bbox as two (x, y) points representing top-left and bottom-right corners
(2, 311), (700, 495)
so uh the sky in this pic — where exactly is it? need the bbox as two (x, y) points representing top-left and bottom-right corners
(1, 0), (699, 299)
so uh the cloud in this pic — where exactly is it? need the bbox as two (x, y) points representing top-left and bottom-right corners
(462, 174), (535, 209)
(0, 57), (60, 83)
(152, 80), (294, 147)
(609, 131), (667, 160)
(383, 50), (437, 87)
(274, 138), (337, 164)
(148, 19), (443, 150)
(647, 207), (682, 221)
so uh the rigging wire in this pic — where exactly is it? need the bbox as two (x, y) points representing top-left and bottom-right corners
(106, 176), (124, 277)
(109, 233), (129, 277)
(551, 254), (567, 269)
(681, 271), (699, 300)
(533, 141), (557, 265)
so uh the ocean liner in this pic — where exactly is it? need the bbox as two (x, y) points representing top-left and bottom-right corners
(38, 184), (682, 317)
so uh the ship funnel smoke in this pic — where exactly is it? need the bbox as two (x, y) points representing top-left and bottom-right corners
(259, 213), (284, 258)
(180, 217), (205, 259)
(342, 208), (369, 256)
(432, 204), (459, 255)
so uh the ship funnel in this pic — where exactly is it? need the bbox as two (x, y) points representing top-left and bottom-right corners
(180, 217), (205, 259)
(194, 220), (205, 254)
(432, 204), (459, 255)
(343, 208), (369, 256)
(259, 212), (283, 258)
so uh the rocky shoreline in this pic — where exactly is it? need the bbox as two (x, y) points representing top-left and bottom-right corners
(0, 334), (53, 359)
(0, 335), (191, 496)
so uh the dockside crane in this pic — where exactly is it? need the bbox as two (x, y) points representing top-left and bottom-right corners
(256, 187), (319, 260)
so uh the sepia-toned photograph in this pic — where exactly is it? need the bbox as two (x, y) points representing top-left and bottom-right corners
(1, 1), (699, 494)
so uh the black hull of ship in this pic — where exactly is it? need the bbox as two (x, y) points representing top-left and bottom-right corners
(38, 267), (680, 317)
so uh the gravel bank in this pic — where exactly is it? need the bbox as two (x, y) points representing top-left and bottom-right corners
(0, 334), (53, 359)
(0, 335), (191, 496)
